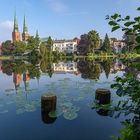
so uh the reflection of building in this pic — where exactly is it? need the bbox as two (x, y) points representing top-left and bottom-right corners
(53, 62), (78, 74)
(110, 61), (126, 73)
(0, 61), (2, 71)
(0, 43), (2, 55)
(12, 13), (29, 42)
(53, 39), (78, 53)
(13, 74), (22, 91)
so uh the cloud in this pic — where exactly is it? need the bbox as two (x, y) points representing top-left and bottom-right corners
(45, 0), (68, 13)
(0, 21), (13, 31)
(0, 21), (13, 41)
(61, 11), (88, 16)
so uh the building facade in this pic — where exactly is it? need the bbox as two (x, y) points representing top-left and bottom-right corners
(53, 40), (78, 53)
(110, 39), (126, 53)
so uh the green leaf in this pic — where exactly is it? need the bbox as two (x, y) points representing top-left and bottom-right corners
(134, 17), (140, 22)
(137, 7), (140, 11)
(108, 21), (117, 26)
(112, 26), (120, 32)
(124, 22), (136, 27)
(111, 14), (119, 20)
(136, 36), (140, 43)
(125, 16), (130, 20)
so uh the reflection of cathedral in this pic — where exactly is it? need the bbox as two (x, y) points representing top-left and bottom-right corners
(23, 72), (30, 91)
(12, 12), (29, 42)
(0, 60), (2, 71)
(13, 74), (22, 91)
(13, 72), (30, 92)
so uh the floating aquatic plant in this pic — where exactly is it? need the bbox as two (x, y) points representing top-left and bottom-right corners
(16, 108), (25, 115)
(63, 111), (78, 120)
(0, 110), (8, 114)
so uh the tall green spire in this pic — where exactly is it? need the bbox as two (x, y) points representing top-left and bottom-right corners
(36, 30), (39, 38)
(23, 15), (28, 33)
(13, 11), (19, 32)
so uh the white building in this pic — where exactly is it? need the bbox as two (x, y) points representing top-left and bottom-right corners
(112, 40), (126, 53)
(53, 40), (78, 53)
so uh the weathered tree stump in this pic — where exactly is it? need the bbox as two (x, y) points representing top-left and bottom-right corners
(95, 88), (111, 104)
(41, 94), (57, 112)
(41, 94), (57, 124)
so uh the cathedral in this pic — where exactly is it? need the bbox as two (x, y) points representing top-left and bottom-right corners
(12, 13), (29, 42)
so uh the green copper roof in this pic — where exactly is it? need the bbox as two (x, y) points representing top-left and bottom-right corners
(36, 30), (40, 39)
(23, 15), (28, 33)
(13, 12), (19, 32)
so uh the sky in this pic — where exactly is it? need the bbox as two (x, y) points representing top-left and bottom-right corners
(0, 0), (139, 41)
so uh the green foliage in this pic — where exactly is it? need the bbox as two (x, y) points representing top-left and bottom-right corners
(101, 34), (112, 53)
(88, 30), (100, 50)
(13, 41), (26, 55)
(106, 7), (140, 53)
(1, 40), (15, 55)
(77, 30), (100, 55)
(111, 75), (140, 140)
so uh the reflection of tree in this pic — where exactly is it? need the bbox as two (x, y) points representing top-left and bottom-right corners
(2, 60), (14, 76)
(13, 61), (27, 74)
(40, 58), (54, 78)
(77, 60), (101, 80)
(28, 65), (41, 79)
(101, 59), (112, 79)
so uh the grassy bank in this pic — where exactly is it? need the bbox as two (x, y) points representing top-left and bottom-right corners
(0, 56), (14, 60)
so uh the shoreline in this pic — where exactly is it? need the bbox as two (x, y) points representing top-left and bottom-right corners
(0, 54), (140, 60)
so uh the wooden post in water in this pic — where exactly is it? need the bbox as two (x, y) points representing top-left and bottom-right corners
(41, 94), (57, 124)
(95, 88), (111, 104)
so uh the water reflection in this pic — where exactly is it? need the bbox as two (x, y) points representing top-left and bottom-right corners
(0, 58), (140, 140)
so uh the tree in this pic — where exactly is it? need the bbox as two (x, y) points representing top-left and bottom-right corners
(1, 40), (15, 55)
(77, 34), (90, 55)
(40, 42), (48, 57)
(88, 30), (100, 51)
(13, 41), (26, 55)
(101, 34), (112, 53)
(46, 36), (53, 58)
(77, 30), (100, 55)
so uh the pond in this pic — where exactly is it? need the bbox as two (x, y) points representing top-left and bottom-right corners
(0, 58), (139, 140)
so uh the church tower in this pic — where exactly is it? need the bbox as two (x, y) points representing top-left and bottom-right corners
(22, 15), (29, 41)
(12, 12), (20, 42)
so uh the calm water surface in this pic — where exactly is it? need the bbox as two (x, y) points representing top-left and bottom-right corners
(0, 59), (138, 140)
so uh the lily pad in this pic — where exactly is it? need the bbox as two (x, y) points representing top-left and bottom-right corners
(16, 109), (25, 115)
(63, 111), (78, 120)
(0, 110), (8, 114)
(6, 101), (14, 105)
(61, 102), (73, 107)
(24, 104), (36, 112)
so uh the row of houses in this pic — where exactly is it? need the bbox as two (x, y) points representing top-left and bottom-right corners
(42, 37), (126, 54)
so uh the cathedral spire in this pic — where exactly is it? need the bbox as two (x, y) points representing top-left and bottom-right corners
(13, 11), (19, 32)
(12, 11), (20, 42)
(23, 15), (28, 33)
(22, 15), (29, 41)
(36, 30), (39, 38)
